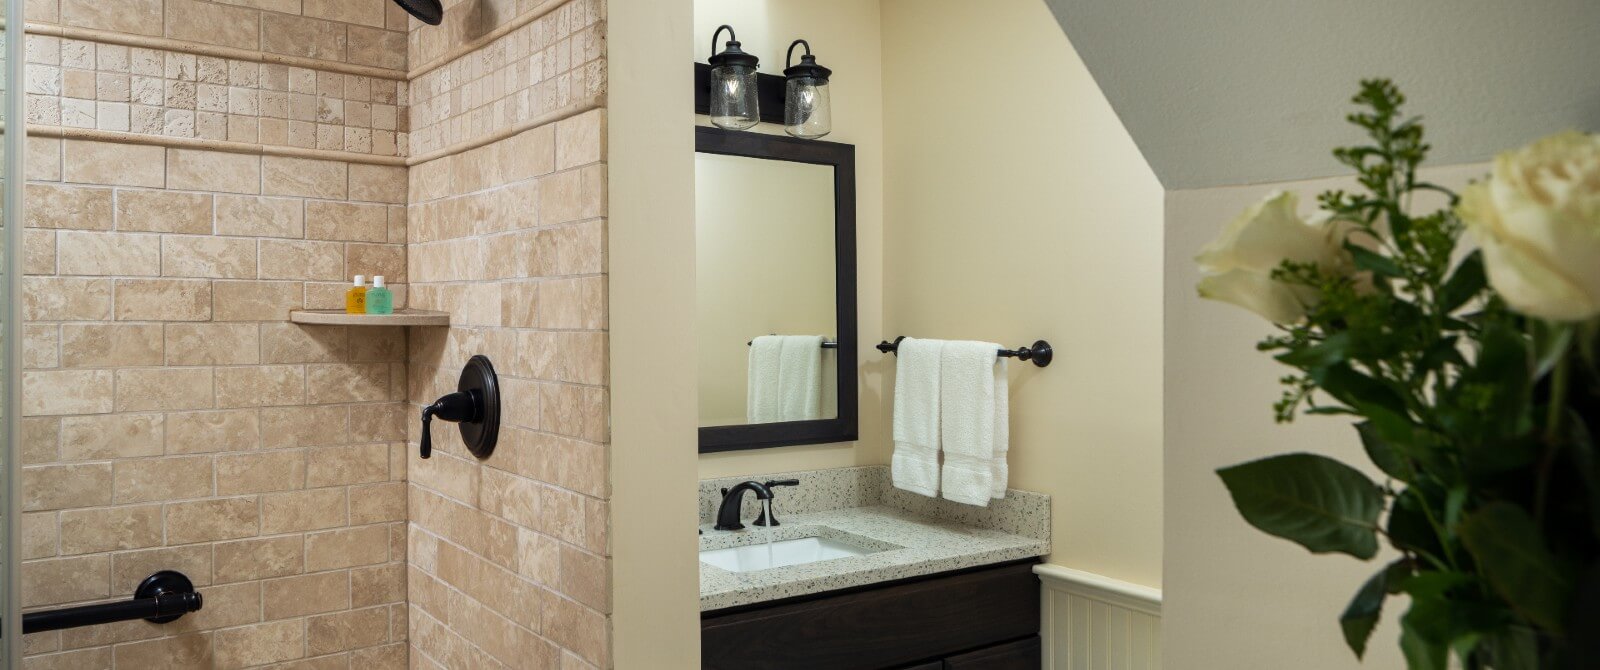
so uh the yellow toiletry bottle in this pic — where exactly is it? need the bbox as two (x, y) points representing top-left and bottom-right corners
(346, 275), (368, 314)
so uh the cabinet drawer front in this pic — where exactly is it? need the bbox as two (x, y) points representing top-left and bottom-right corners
(942, 635), (1041, 670)
(702, 562), (1039, 670)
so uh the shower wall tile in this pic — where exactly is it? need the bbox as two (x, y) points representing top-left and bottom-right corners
(24, 123), (408, 670)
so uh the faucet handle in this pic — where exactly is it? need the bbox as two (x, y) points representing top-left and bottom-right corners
(764, 479), (799, 489)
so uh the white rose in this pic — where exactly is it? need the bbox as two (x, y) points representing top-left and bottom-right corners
(1458, 131), (1600, 322)
(1196, 190), (1352, 324)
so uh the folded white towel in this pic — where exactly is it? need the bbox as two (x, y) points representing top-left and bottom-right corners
(747, 336), (785, 423)
(892, 338), (943, 497)
(778, 335), (825, 420)
(939, 340), (1008, 506)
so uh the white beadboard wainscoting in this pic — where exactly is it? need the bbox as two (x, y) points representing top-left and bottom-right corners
(1036, 564), (1163, 669)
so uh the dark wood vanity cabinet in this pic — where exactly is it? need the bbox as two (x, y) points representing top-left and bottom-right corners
(701, 561), (1040, 670)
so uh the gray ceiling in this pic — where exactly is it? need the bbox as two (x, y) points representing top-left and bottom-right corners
(1043, 0), (1600, 189)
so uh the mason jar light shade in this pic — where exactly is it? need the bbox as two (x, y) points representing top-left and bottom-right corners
(708, 25), (760, 130)
(783, 40), (832, 139)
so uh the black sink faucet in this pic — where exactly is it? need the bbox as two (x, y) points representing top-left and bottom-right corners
(714, 479), (799, 531)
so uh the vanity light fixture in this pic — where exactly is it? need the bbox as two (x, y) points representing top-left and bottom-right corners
(707, 25), (761, 130)
(783, 40), (832, 139)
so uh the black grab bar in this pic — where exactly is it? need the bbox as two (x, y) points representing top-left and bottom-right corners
(22, 570), (203, 634)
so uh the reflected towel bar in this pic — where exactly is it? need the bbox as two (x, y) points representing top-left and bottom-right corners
(20, 571), (203, 634)
(747, 339), (839, 349)
(875, 336), (1053, 368)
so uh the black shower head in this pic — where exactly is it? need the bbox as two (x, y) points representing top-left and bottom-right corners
(393, 0), (443, 25)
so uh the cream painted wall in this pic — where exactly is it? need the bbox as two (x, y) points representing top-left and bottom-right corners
(1163, 163), (1487, 667)
(693, 0), (890, 478)
(696, 154), (838, 425)
(881, 0), (1164, 588)
(608, 0), (702, 665)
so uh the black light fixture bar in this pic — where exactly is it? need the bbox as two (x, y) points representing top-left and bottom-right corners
(694, 62), (786, 125)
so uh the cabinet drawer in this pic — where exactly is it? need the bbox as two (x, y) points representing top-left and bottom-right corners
(942, 635), (1041, 670)
(701, 561), (1039, 670)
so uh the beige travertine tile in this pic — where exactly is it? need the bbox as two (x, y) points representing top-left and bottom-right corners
(213, 535), (304, 583)
(21, 512), (59, 560)
(55, 230), (161, 276)
(349, 482), (406, 525)
(165, 409), (261, 454)
(538, 168), (585, 225)
(110, 544), (212, 594)
(350, 562), (403, 607)
(25, 229), (57, 275)
(306, 525), (389, 571)
(538, 276), (605, 329)
(25, 648), (114, 670)
(213, 619), (304, 669)
(307, 201), (388, 242)
(261, 405), (349, 449)
(306, 363), (389, 403)
(542, 592), (609, 667)
(350, 403), (405, 442)
(58, 504), (163, 555)
(112, 455), (213, 503)
(20, 416), (61, 465)
(116, 190), (214, 234)
(307, 606), (389, 656)
(347, 25), (408, 71)
(21, 324), (59, 370)
(261, 488), (347, 534)
(216, 195), (305, 238)
(22, 463), (113, 511)
(62, 140), (164, 187)
(114, 367), (214, 411)
(215, 365), (307, 408)
(346, 243), (406, 282)
(59, 323), (164, 367)
(164, 0), (261, 50)
(306, 443), (390, 487)
(161, 235), (257, 279)
(263, 571), (350, 619)
(24, 277), (112, 321)
(260, 13), (350, 63)
(349, 164), (407, 203)
(111, 632), (213, 670)
(114, 278), (212, 321)
(540, 383), (607, 442)
(59, 413), (164, 461)
(27, 136), (63, 181)
(260, 322), (348, 363)
(22, 554), (111, 607)
(167, 148), (261, 194)
(555, 109), (604, 171)
(264, 156), (348, 199)
(303, 0), (386, 28)
(217, 449), (306, 495)
(259, 239), (346, 281)
(499, 124), (556, 182)
(22, 369), (114, 416)
(165, 323), (262, 365)
(165, 496), (259, 545)
(61, 0), (162, 36)
(181, 581), (264, 631)
(27, 183), (114, 230)
(212, 280), (303, 321)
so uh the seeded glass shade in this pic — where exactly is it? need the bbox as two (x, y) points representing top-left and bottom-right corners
(783, 40), (832, 139)
(708, 25), (761, 130)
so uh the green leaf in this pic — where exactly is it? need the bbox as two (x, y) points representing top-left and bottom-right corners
(1276, 332), (1351, 369)
(1216, 453), (1383, 559)
(1484, 627), (1539, 670)
(1340, 560), (1408, 658)
(1401, 613), (1449, 670)
(1438, 251), (1486, 313)
(1356, 421), (1411, 482)
(1317, 364), (1411, 418)
(1347, 243), (1404, 278)
(1388, 489), (1447, 560)
(1459, 502), (1571, 632)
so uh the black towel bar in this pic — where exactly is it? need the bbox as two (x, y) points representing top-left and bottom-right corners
(747, 339), (839, 349)
(875, 336), (1053, 368)
(21, 571), (203, 634)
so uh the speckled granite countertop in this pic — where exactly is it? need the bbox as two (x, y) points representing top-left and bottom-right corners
(699, 504), (1049, 611)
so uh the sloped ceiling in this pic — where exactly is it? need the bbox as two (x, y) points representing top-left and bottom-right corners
(1044, 0), (1600, 189)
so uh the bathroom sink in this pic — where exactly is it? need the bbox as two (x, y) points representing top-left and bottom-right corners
(700, 535), (878, 573)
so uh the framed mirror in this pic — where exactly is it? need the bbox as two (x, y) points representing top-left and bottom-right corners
(696, 126), (857, 453)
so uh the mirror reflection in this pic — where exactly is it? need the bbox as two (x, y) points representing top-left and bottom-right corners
(696, 152), (838, 427)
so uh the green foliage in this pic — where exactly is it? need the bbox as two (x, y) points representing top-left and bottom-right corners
(1215, 79), (1600, 667)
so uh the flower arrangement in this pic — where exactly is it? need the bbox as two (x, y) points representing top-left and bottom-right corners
(1199, 80), (1600, 669)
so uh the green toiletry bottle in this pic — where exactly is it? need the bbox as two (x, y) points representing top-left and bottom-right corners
(365, 275), (394, 315)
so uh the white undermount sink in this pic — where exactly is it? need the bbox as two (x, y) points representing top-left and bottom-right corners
(700, 535), (877, 573)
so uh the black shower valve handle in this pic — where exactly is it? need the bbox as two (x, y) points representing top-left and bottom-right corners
(418, 389), (482, 460)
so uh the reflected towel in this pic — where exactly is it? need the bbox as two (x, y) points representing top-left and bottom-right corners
(748, 335), (824, 422)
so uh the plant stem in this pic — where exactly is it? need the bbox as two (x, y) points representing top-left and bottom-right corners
(1535, 348), (1573, 525)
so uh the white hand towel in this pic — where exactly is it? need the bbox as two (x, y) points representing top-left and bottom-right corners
(891, 338), (943, 497)
(747, 336), (785, 423)
(939, 340), (1007, 506)
(778, 335), (824, 421)
(990, 357), (1010, 500)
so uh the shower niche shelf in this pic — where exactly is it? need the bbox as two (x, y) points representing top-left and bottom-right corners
(289, 309), (451, 327)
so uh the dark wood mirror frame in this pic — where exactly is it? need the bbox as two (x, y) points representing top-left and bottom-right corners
(696, 125), (859, 453)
